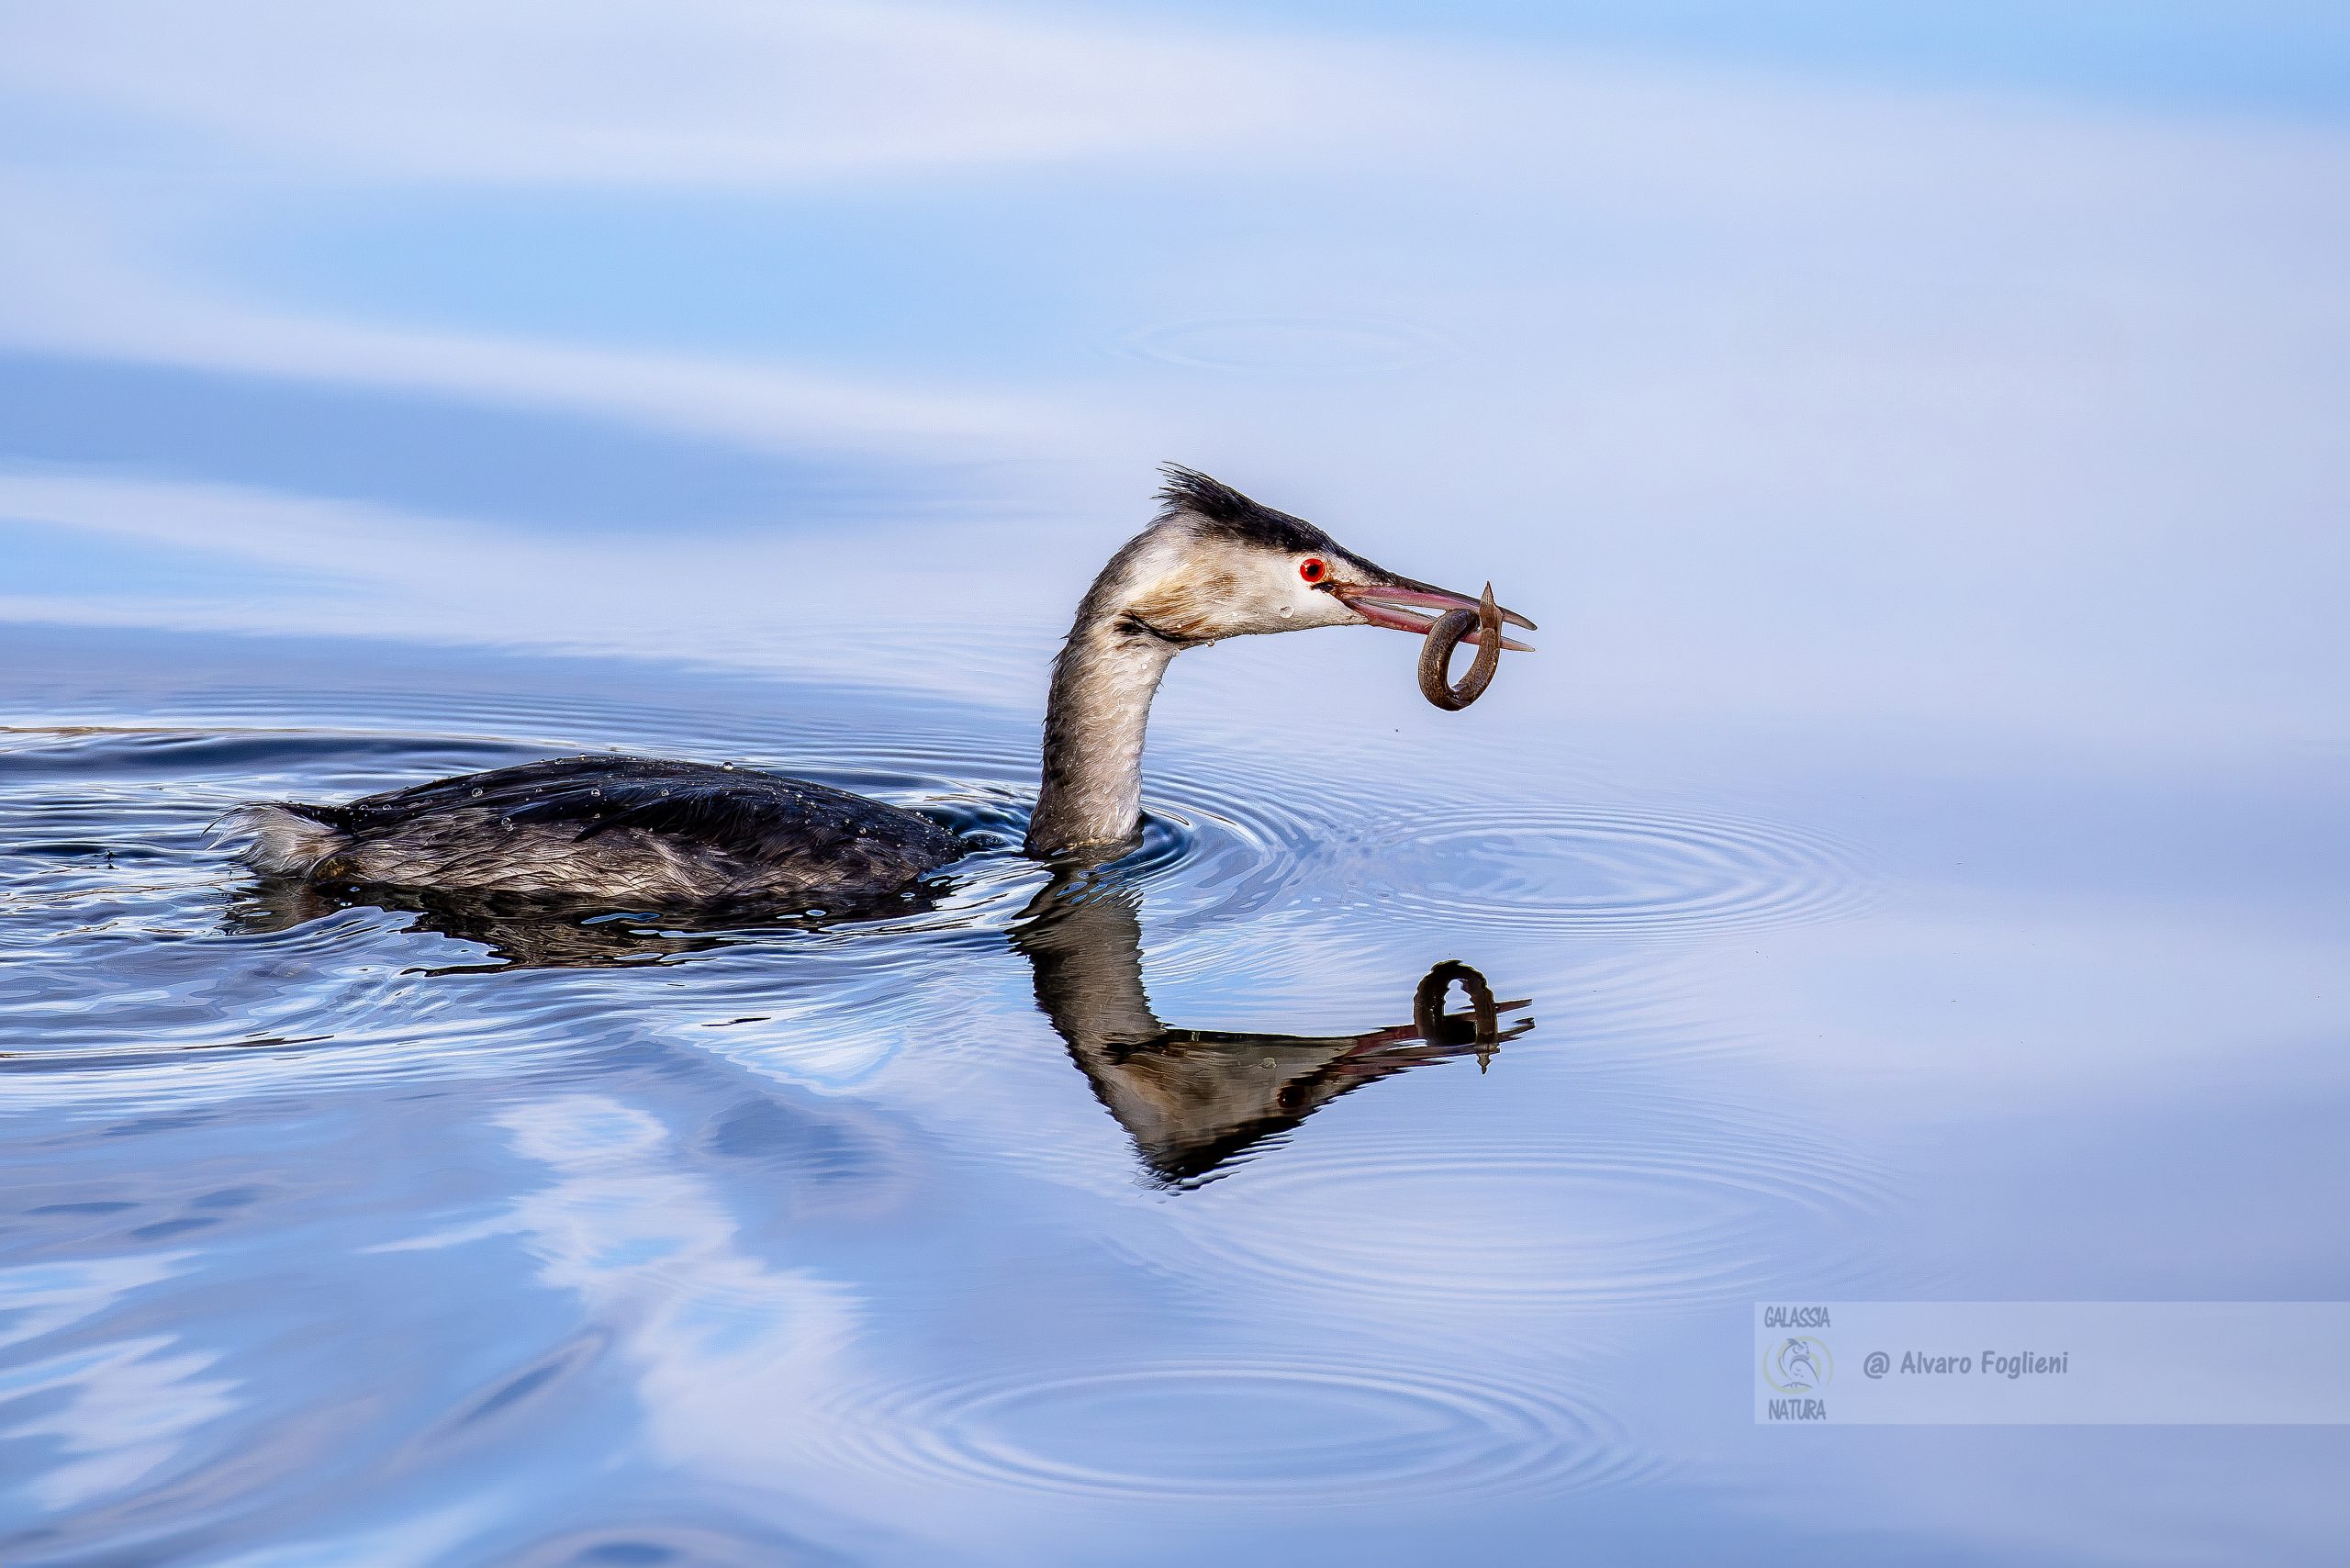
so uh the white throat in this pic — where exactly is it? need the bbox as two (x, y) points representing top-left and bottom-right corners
(1024, 613), (1181, 857)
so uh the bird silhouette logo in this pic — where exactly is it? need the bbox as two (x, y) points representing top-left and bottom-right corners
(1765, 1336), (1834, 1392)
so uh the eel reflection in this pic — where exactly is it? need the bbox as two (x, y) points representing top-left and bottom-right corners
(1015, 876), (1533, 1186)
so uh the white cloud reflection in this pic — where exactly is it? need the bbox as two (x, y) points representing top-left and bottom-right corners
(494, 1095), (933, 1537)
(0, 466), (1053, 708)
(0, 1255), (235, 1515)
(0, 0), (2342, 750)
(0, 0), (1318, 459)
(0, 171), (1063, 459)
(0, 0), (1310, 185)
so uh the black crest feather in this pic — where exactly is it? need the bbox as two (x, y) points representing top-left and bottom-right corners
(1155, 465), (1338, 555)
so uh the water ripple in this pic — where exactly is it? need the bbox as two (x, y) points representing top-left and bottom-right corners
(0, 722), (1364, 1114)
(0, 721), (1354, 956)
(822, 1357), (1652, 1506)
(1148, 1115), (1897, 1312)
(1351, 804), (1874, 938)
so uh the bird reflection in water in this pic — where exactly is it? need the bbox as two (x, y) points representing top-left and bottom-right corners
(1015, 874), (1532, 1186)
(229, 869), (1532, 1182)
(226, 877), (954, 973)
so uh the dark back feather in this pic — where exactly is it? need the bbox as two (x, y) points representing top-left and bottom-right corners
(332, 756), (962, 865)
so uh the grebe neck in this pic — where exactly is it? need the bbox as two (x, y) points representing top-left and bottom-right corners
(1024, 606), (1184, 857)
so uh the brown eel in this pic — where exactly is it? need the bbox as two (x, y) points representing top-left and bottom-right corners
(1416, 582), (1505, 710)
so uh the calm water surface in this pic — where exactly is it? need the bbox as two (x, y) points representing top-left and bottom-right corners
(4, 3), (2348, 1562)
(5, 624), (2344, 1564)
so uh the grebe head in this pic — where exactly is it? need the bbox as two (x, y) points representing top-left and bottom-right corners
(1099, 465), (1539, 649)
(1027, 465), (1539, 858)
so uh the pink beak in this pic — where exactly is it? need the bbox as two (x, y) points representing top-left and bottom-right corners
(1329, 577), (1538, 651)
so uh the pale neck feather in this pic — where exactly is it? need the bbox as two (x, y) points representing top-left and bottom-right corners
(1024, 612), (1180, 856)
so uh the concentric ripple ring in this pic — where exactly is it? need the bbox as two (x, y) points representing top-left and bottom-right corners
(1354, 804), (1874, 937)
(822, 1358), (1651, 1504)
(1150, 1126), (1897, 1312)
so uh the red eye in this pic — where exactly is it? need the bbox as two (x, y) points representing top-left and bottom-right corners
(1298, 556), (1327, 584)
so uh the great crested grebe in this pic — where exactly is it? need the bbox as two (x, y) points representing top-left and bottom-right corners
(223, 467), (1534, 904)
